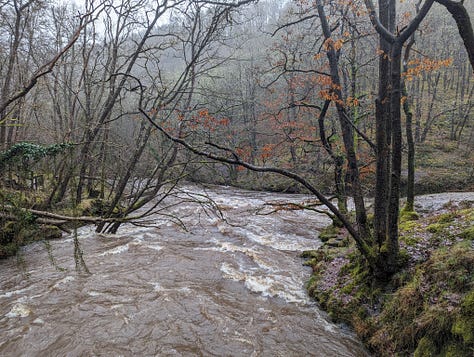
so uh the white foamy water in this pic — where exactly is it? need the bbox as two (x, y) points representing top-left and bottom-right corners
(51, 276), (75, 289)
(220, 261), (310, 304)
(6, 303), (31, 318)
(98, 244), (130, 256)
(0, 287), (33, 299)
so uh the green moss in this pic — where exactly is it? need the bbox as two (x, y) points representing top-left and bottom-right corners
(399, 219), (420, 232)
(452, 290), (474, 344)
(300, 250), (320, 259)
(399, 219), (421, 246)
(437, 212), (457, 224)
(414, 337), (437, 357)
(401, 235), (418, 246)
(426, 223), (445, 233)
(396, 249), (410, 267)
(304, 205), (474, 357)
(459, 226), (474, 240)
(400, 209), (420, 222)
(318, 225), (340, 242)
(439, 343), (471, 357)
(0, 217), (62, 259)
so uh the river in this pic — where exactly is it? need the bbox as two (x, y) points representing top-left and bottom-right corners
(0, 184), (375, 356)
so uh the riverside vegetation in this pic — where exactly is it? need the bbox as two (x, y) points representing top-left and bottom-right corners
(2, 136), (473, 357)
(303, 199), (474, 356)
(302, 136), (474, 357)
(300, 139), (473, 356)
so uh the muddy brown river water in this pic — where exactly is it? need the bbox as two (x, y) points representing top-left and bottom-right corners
(9, 184), (456, 356)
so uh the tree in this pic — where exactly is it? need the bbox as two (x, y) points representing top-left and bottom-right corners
(0, 0), (92, 150)
(141, 0), (472, 279)
(435, 0), (474, 71)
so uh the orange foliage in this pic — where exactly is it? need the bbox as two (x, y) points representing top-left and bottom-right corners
(403, 58), (453, 81)
(323, 37), (344, 51)
(260, 143), (275, 160)
(188, 108), (230, 132)
(346, 96), (360, 107)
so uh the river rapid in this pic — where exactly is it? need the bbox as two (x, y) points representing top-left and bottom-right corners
(0, 184), (374, 356)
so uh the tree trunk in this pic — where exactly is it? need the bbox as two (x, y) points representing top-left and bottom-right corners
(402, 33), (417, 211)
(384, 43), (403, 273)
(402, 80), (415, 211)
(318, 99), (348, 215)
(315, 0), (370, 241)
(373, 0), (394, 249)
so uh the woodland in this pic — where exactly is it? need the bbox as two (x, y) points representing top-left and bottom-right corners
(0, 0), (473, 355)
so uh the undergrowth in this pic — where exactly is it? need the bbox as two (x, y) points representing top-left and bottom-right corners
(304, 202), (474, 356)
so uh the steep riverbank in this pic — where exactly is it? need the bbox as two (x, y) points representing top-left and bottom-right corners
(303, 192), (474, 356)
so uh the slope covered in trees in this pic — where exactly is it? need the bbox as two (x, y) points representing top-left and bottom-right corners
(1, 0), (473, 269)
(0, 0), (473, 351)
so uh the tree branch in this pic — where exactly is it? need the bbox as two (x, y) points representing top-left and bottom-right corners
(0, 10), (95, 115)
(435, 0), (474, 71)
(139, 107), (374, 260)
(398, 0), (435, 43)
(362, 0), (396, 43)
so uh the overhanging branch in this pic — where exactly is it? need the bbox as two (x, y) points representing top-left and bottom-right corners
(139, 107), (374, 259)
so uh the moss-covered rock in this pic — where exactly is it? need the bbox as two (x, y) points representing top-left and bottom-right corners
(0, 220), (62, 259)
(414, 337), (437, 357)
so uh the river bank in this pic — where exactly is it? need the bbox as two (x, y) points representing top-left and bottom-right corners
(303, 192), (474, 356)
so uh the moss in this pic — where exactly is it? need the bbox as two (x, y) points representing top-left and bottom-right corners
(452, 290), (474, 344)
(305, 205), (474, 356)
(426, 223), (445, 233)
(400, 209), (420, 222)
(396, 249), (410, 267)
(399, 219), (421, 247)
(39, 225), (62, 240)
(401, 235), (418, 246)
(0, 242), (19, 259)
(460, 207), (474, 221)
(459, 226), (474, 240)
(300, 250), (320, 259)
(0, 219), (62, 259)
(439, 342), (472, 357)
(414, 337), (437, 357)
(399, 219), (421, 232)
(318, 225), (340, 242)
(0, 221), (16, 244)
(78, 198), (111, 216)
(436, 212), (457, 224)
(373, 241), (474, 354)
